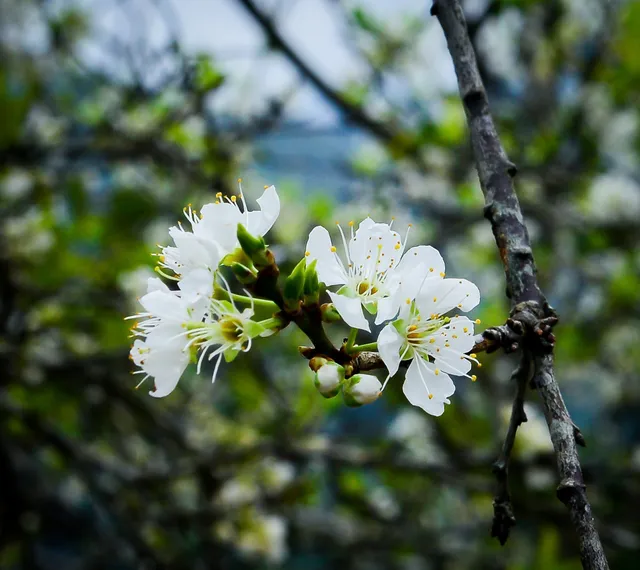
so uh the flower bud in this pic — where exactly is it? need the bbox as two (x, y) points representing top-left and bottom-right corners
(342, 374), (382, 407)
(283, 258), (306, 311)
(311, 357), (345, 398)
(237, 223), (270, 268)
(303, 259), (320, 305)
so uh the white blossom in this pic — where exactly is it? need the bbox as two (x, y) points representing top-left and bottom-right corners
(157, 184), (280, 281)
(378, 273), (480, 416)
(128, 273), (272, 397)
(305, 217), (444, 331)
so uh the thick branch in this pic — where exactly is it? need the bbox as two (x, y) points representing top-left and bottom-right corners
(534, 355), (608, 570)
(432, 1), (608, 568)
(432, 0), (542, 306)
(491, 350), (531, 545)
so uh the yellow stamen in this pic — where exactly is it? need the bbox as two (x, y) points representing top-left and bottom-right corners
(471, 375), (477, 382)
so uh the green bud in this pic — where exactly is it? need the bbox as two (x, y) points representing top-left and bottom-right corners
(283, 258), (306, 311)
(303, 259), (320, 305)
(237, 224), (270, 268)
(229, 262), (257, 285)
(320, 303), (341, 323)
(342, 374), (382, 407)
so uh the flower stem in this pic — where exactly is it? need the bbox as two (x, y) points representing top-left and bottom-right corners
(259, 316), (287, 330)
(228, 292), (279, 311)
(345, 328), (358, 352)
(346, 341), (378, 355)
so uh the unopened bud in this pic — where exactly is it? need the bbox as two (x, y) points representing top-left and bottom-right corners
(320, 303), (341, 323)
(283, 258), (306, 311)
(237, 224), (270, 268)
(303, 259), (320, 305)
(310, 357), (345, 398)
(342, 374), (382, 407)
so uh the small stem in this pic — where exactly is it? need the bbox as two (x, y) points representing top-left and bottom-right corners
(229, 293), (279, 311)
(259, 317), (286, 330)
(346, 342), (378, 355)
(345, 328), (358, 352)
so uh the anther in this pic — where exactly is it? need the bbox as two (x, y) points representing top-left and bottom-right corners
(305, 251), (310, 257)
(330, 246), (337, 252)
(471, 375), (477, 382)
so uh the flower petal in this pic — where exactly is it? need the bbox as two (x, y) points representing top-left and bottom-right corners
(197, 202), (243, 253)
(416, 278), (480, 316)
(328, 291), (370, 331)
(139, 290), (188, 322)
(306, 226), (347, 287)
(374, 262), (428, 325)
(396, 245), (444, 279)
(178, 267), (213, 302)
(147, 277), (170, 294)
(378, 324), (404, 377)
(148, 355), (189, 398)
(402, 358), (455, 416)
(247, 185), (280, 236)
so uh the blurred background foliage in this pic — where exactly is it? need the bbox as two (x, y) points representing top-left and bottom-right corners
(1, 0), (639, 568)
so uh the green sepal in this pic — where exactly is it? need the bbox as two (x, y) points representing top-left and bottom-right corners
(303, 259), (320, 304)
(223, 347), (240, 363)
(320, 303), (341, 323)
(243, 318), (267, 339)
(283, 258), (306, 311)
(237, 224), (271, 268)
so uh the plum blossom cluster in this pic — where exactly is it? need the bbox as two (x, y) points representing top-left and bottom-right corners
(127, 183), (482, 416)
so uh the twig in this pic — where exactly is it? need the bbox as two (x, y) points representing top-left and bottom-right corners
(491, 350), (531, 545)
(236, 0), (422, 160)
(432, 1), (609, 568)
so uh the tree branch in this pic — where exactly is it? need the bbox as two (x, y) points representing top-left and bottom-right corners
(236, 0), (422, 159)
(432, 1), (609, 567)
(491, 349), (531, 545)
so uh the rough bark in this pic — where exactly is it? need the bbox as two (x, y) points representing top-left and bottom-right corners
(432, 1), (609, 568)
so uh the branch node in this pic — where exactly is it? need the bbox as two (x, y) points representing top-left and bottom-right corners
(556, 477), (586, 505)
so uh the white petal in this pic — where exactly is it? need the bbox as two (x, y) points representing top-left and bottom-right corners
(395, 246), (445, 281)
(348, 219), (399, 272)
(139, 290), (188, 322)
(416, 278), (480, 316)
(178, 267), (213, 302)
(375, 293), (401, 324)
(328, 291), (370, 331)
(149, 356), (189, 398)
(378, 324), (404, 377)
(375, 262), (429, 325)
(248, 185), (280, 236)
(147, 277), (170, 294)
(197, 202), (243, 253)
(306, 226), (347, 286)
(402, 358), (455, 417)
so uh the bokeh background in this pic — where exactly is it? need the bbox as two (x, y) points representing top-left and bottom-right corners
(1, 0), (640, 568)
